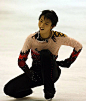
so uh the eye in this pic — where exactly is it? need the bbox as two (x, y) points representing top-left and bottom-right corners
(45, 23), (48, 25)
(40, 20), (43, 22)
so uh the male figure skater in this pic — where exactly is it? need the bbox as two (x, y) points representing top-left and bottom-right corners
(4, 10), (82, 101)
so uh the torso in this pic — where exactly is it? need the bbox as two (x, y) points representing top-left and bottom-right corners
(30, 31), (66, 56)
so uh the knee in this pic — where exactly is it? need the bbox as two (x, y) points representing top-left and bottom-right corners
(4, 83), (10, 95)
(40, 49), (51, 58)
(4, 83), (14, 96)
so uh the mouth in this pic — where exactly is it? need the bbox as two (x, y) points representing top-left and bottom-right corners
(40, 28), (44, 30)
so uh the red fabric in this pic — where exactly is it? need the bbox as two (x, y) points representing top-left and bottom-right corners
(19, 54), (28, 60)
(31, 50), (40, 60)
(18, 51), (29, 67)
(31, 50), (40, 55)
(71, 50), (80, 58)
(18, 60), (25, 67)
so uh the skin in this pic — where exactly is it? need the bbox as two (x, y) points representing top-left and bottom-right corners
(38, 16), (55, 39)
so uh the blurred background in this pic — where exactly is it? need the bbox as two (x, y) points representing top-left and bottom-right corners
(0, 0), (86, 100)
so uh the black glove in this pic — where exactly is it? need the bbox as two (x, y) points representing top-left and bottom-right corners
(20, 64), (42, 82)
(56, 59), (71, 68)
(19, 64), (36, 81)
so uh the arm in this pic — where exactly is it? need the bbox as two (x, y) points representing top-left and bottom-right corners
(57, 48), (82, 68)
(18, 50), (31, 76)
(18, 35), (35, 79)
(57, 36), (83, 68)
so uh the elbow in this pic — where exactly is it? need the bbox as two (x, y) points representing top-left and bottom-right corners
(80, 41), (83, 49)
(79, 44), (83, 52)
(75, 43), (83, 52)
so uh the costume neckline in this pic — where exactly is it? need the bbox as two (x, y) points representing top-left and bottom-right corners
(36, 31), (53, 43)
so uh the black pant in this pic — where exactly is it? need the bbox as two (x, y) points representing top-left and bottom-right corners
(4, 50), (61, 98)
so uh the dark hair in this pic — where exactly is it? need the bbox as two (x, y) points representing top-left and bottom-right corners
(39, 10), (58, 26)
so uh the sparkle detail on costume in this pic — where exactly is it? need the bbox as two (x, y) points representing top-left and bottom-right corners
(51, 31), (67, 42)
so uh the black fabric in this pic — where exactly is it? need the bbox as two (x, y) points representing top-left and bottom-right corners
(40, 50), (55, 92)
(4, 73), (43, 98)
(19, 64), (40, 82)
(4, 50), (61, 99)
(40, 49), (61, 99)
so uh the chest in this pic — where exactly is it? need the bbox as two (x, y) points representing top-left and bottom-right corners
(31, 38), (60, 53)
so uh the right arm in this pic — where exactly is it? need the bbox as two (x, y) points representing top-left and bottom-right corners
(18, 35), (34, 78)
(18, 49), (31, 76)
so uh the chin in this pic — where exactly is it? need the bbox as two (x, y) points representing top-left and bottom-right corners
(40, 30), (45, 33)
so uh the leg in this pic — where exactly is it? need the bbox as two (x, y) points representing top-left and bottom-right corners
(40, 50), (61, 99)
(4, 73), (43, 98)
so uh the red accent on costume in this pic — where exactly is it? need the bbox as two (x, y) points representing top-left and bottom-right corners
(71, 50), (80, 58)
(18, 51), (30, 67)
(18, 60), (25, 67)
(31, 50), (40, 61)
(31, 50), (40, 55)
(19, 54), (28, 60)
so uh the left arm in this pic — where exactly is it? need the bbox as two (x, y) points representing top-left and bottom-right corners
(57, 36), (83, 68)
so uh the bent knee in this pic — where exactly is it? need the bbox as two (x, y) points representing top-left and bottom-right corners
(4, 83), (14, 96)
(4, 84), (10, 95)
(40, 49), (52, 60)
(40, 49), (51, 56)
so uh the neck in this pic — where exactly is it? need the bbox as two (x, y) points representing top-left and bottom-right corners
(40, 31), (52, 39)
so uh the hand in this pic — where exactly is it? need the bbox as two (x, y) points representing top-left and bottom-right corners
(19, 64), (40, 82)
(56, 59), (71, 68)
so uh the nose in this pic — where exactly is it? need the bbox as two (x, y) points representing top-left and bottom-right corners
(40, 23), (44, 27)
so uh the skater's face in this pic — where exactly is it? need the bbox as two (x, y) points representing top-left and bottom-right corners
(38, 16), (53, 39)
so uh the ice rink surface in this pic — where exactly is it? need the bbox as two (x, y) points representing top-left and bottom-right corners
(0, 0), (86, 101)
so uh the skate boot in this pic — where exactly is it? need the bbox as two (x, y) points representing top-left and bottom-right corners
(46, 98), (52, 101)
(44, 88), (55, 100)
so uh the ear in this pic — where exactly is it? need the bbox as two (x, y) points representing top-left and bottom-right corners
(51, 25), (55, 30)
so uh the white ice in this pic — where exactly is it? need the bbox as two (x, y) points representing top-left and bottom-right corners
(0, 0), (86, 101)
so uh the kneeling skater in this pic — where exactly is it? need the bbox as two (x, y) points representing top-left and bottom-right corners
(4, 10), (82, 101)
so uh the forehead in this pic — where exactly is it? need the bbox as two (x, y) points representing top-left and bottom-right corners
(40, 16), (51, 23)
